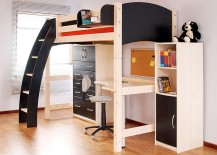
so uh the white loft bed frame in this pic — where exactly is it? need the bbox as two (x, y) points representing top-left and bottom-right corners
(52, 2), (177, 152)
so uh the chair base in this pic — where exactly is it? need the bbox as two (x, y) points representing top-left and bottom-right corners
(84, 125), (113, 137)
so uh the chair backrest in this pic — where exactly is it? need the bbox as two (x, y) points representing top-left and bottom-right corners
(82, 75), (91, 92)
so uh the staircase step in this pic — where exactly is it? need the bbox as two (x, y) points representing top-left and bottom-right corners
(21, 108), (27, 113)
(32, 56), (38, 59)
(26, 73), (33, 77)
(23, 91), (29, 94)
(39, 39), (45, 42)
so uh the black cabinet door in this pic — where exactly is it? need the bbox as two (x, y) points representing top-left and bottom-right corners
(156, 94), (177, 147)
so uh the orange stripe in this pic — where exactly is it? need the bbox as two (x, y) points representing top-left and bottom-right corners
(61, 27), (114, 36)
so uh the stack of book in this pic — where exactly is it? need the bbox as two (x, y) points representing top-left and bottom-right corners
(160, 49), (176, 67)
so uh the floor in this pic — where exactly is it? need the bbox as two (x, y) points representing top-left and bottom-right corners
(0, 109), (216, 155)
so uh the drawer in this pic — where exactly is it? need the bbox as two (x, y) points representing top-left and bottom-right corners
(73, 101), (84, 116)
(73, 70), (95, 81)
(73, 101), (95, 120)
(83, 101), (96, 120)
(73, 61), (95, 71)
(73, 46), (95, 61)
(73, 89), (84, 101)
(85, 90), (95, 101)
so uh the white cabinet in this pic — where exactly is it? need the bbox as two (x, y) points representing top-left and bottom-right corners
(155, 43), (203, 153)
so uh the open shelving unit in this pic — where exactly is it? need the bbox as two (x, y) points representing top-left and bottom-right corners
(155, 42), (203, 153)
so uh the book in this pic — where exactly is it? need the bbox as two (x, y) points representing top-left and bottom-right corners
(159, 49), (176, 68)
(171, 51), (176, 67)
(157, 76), (171, 93)
(80, 10), (92, 25)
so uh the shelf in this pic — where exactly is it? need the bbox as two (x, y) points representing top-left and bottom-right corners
(77, 5), (114, 28)
(77, 23), (101, 28)
(156, 92), (177, 97)
(23, 90), (29, 95)
(21, 108), (27, 113)
(157, 67), (176, 70)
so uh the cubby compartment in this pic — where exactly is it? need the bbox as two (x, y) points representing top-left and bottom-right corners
(77, 5), (114, 28)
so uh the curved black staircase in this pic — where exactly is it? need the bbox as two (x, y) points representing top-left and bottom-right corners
(19, 18), (56, 127)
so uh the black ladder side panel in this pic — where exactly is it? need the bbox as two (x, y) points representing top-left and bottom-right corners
(19, 18), (56, 127)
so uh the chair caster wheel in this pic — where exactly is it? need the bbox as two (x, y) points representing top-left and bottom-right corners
(91, 135), (96, 140)
(83, 129), (87, 134)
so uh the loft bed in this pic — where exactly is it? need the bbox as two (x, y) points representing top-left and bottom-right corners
(55, 2), (177, 152)
(55, 2), (176, 44)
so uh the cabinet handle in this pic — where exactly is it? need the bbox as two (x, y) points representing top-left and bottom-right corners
(75, 105), (81, 107)
(87, 108), (93, 112)
(75, 73), (81, 76)
(85, 49), (88, 58)
(172, 115), (175, 129)
(86, 65), (93, 68)
(75, 91), (81, 94)
(80, 48), (84, 58)
(75, 65), (81, 67)
(75, 83), (81, 85)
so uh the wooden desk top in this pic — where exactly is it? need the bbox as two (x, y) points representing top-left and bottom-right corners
(95, 77), (155, 95)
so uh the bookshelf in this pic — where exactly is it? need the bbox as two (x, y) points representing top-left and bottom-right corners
(77, 5), (114, 28)
(155, 43), (203, 153)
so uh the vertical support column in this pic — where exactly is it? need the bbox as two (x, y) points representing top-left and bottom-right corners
(45, 55), (51, 119)
(95, 84), (102, 125)
(172, 10), (177, 39)
(113, 2), (123, 152)
(122, 96), (126, 147)
(55, 16), (60, 42)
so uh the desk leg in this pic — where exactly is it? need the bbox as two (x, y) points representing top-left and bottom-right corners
(122, 96), (125, 147)
(95, 84), (102, 125)
(113, 87), (123, 152)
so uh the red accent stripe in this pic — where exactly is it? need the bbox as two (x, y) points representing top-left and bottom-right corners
(61, 27), (114, 36)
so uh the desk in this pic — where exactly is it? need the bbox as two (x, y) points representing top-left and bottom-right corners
(94, 77), (155, 147)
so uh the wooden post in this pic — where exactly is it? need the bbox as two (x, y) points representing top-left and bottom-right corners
(113, 2), (123, 152)
(45, 56), (51, 119)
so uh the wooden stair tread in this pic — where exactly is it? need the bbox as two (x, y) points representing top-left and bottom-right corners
(23, 90), (29, 94)
(21, 108), (27, 113)
(26, 73), (33, 76)
(39, 39), (45, 42)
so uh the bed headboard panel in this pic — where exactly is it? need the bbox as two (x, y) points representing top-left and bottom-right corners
(122, 2), (173, 45)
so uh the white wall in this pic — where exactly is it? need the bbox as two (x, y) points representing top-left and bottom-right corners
(77, 0), (217, 145)
(0, 0), (13, 110)
(1, 0), (217, 145)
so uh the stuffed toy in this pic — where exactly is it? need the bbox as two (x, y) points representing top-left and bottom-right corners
(173, 21), (201, 43)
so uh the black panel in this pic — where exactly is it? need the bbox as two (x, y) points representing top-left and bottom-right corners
(61, 20), (77, 26)
(101, 4), (114, 25)
(156, 94), (177, 147)
(122, 2), (172, 45)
